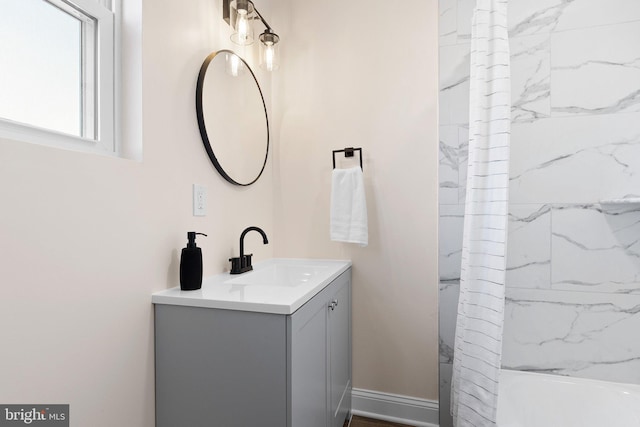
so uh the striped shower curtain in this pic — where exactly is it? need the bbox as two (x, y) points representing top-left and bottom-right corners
(450, 0), (511, 426)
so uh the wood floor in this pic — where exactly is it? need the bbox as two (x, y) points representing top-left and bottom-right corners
(345, 415), (415, 427)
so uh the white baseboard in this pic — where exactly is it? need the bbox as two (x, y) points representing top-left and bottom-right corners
(351, 388), (439, 427)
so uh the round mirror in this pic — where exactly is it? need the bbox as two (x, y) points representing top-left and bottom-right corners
(196, 50), (269, 186)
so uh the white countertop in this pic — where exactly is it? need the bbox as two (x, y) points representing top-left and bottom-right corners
(152, 258), (351, 315)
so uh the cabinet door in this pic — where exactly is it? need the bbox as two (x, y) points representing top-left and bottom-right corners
(329, 274), (352, 427)
(155, 305), (287, 427)
(289, 293), (328, 427)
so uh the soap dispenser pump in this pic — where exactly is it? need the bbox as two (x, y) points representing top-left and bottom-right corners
(180, 232), (207, 291)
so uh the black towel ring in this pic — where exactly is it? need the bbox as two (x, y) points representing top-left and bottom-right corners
(332, 147), (363, 171)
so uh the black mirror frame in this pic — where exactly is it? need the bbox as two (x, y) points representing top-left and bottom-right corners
(195, 50), (270, 186)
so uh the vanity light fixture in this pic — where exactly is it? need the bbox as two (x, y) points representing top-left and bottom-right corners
(229, 0), (254, 45)
(259, 29), (279, 71)
(223, 0), (280, 71)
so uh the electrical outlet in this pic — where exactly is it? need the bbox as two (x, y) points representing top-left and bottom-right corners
(193, 184), (206, 216)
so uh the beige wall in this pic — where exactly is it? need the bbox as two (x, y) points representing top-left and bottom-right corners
(272, 0), (440, 399)
(0, 1), (274, 426)
(0, 1), (438, 426)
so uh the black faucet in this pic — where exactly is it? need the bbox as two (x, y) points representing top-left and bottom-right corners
(229, 226), (269, 274)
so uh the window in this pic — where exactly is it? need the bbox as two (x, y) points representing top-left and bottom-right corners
(0, 0), (117, 154)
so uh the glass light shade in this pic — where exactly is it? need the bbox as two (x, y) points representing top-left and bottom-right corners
(259, 31), (280, 71)
(230, 0), (254, 45)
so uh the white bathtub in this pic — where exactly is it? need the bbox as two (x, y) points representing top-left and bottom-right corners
(497, 369), (640, 427)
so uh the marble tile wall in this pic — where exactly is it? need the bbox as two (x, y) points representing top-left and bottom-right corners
(438, 1), (640, 425)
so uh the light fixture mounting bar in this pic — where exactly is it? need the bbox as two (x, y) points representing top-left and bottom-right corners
(222, 0), (273, 32)
(250, 2), (273, 32)
(223, 0), (231, 25)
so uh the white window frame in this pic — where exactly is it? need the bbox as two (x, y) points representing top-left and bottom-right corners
(0, 0), (117, 156)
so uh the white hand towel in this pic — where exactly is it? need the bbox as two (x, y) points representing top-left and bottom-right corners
(330, 167), (368, 247)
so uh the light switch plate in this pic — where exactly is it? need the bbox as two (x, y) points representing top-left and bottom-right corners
(193, 184), (206, 216)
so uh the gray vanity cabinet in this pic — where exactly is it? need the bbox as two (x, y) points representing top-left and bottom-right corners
(155, 268), (351, 427)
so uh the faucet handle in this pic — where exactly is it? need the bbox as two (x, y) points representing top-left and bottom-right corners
(229, 257), (242, 274)
(242, 254), (253, 268)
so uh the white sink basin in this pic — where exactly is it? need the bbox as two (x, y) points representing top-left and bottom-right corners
(224, 263), (330, 287)
(152, 258), (351, 314)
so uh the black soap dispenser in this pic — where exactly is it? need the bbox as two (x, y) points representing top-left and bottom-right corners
(180, 232), (207, 291)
